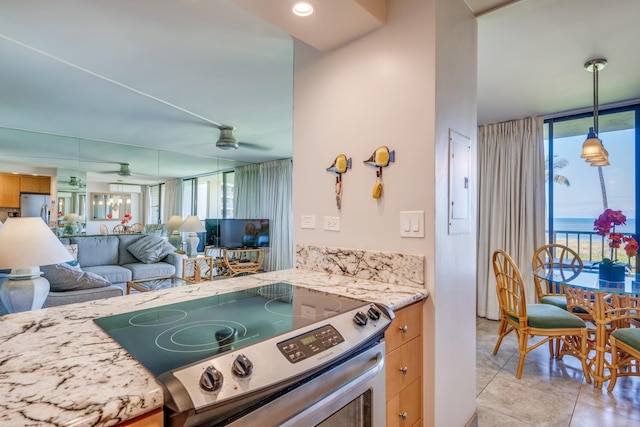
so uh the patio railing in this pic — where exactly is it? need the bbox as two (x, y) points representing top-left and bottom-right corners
(552, 229), (637, 273)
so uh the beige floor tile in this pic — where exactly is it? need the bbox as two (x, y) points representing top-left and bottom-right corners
(476, 404), (534, 427)
(570, 400), (640, 427)
(476, 316), (640, 427)
(477, 375), (575, 426)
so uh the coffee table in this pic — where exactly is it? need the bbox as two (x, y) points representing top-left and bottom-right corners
(126, 276), (194, 294)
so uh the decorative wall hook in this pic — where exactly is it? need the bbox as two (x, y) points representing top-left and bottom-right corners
(326, 154), (352, 209)
(363, 146), (395, 199)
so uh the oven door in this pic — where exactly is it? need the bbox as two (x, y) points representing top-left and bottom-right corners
(224, 341), (386, 427)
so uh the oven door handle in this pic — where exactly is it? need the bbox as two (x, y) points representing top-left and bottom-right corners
(280, 344), (386, 427)
(224, 343), (387, 427)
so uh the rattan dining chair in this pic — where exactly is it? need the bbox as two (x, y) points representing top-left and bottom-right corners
(531, 243), (584, 310)
(128, 222), (145, 233)
(99, 224), (109, 235)
(608, 327), (640, 392)
(492, 249), (591, 381)
(112, 224), (127, 234)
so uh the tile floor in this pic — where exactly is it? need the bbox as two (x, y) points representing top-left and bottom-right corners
(476, 317), (640, 426)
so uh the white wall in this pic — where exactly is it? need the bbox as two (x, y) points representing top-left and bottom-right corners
(433, 0), (478, 425)
(293, 0), (477, 425)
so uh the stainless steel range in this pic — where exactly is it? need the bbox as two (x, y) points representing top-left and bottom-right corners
(94, 282), (393, 426)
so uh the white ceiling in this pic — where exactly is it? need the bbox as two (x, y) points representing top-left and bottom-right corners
(473, 0), (640, 125)
(0, 0), (639, 184)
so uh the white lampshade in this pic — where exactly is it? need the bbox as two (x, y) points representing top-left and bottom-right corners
(167, 215), (184, 232)
(0, 217), (73, 312)
(0, 217), (73, 271)
(63, 213), (80, 223)
(179, 216), (205, 257)
(179, 216), (206, 233)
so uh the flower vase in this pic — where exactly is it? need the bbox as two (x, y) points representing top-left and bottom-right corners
(598, 262), (626, 287)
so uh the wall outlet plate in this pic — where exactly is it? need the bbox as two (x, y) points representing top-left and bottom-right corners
(324, 216), (340, 231)
(301, 215), (316, 229)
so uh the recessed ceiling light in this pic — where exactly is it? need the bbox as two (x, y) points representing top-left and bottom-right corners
(292, 1), (314, 17)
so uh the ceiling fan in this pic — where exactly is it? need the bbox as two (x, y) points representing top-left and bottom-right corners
(215, 125), (270, 151)
(97, 162), (133, 176)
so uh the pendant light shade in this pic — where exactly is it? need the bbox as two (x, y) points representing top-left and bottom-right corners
(580, 59), (608, 166)
(580, 127), (604, 159)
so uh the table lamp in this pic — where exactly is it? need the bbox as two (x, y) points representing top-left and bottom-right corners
(179, 216), (205, 257)
(63, 212), (80, 234)
(0, 217), (73, 313)
(167, 215), (184, 249)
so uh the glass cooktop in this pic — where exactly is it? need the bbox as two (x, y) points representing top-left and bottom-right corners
(94, 282), (368, 376)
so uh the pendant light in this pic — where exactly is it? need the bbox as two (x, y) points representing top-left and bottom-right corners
(580, 58), (609, 166)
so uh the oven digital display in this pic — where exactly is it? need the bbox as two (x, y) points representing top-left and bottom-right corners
(277, 324), (345, 363)
(300, 335), (317, 345)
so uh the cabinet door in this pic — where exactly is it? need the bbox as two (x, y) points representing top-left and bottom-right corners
(386, 336), (422, 398)
(20, 175), (51, 194)
(385, 301), (422, 353)
(0, 175), (20, 208)
(118, 408), (163, 426)
(386, 377), (422, 427)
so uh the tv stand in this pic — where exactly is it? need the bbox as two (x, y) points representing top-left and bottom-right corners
(220, 248), (265, 277)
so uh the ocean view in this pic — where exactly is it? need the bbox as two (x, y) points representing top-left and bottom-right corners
(552, 217), (637, 234)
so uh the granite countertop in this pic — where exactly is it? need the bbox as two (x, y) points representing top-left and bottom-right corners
(0, 268), (427, 427)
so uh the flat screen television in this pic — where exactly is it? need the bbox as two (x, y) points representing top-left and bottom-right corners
(206, 219), (270, 249)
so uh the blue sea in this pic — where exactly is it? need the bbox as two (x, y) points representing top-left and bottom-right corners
(553, 217), (636, 233)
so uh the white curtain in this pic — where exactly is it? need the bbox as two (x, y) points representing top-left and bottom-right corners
(142, 185), (152, 224)
(234, 164), (261, 218)
(163, 179), (183, 223)
(477, 117), (546, 320)
(260, 159), (293, 271)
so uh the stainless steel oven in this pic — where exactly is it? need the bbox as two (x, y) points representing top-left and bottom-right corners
(94, 282), (393, 427)
(224, 341), (385, 427)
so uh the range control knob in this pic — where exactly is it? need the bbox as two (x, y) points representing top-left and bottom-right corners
(367, 306), (381, 320)
(353, 311), (368, 326)
(200, 366), (223, 392)
(232, 354), (254, 378)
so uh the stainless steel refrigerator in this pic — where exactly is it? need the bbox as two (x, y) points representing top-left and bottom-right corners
(20, 193), (51, 223)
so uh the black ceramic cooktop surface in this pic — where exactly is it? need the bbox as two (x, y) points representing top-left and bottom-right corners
(94, 282), (366, 375)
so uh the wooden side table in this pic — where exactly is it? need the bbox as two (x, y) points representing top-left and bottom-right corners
(182, 256), (215, 282)
(126, 276), (193, 294)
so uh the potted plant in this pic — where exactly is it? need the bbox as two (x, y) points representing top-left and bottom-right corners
(593, 209), (638, 282)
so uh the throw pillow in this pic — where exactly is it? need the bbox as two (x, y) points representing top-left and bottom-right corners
(41, 263), (112, 292)
(127, 235), (176, 264)
(63, 244), (80, 268)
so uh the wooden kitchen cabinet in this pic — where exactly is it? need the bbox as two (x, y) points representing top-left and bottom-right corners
(118, 408), (163, 426)
(385, 301), (423, 427)
(0, 174), (20, 208)
(20, 175), (51, 194)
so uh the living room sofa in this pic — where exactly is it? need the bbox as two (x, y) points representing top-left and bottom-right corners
(43, 234), (183, 308)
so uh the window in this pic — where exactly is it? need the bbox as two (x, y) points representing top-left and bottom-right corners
(545, 104), (639, 271)
(182, 171), (235, 219)
(148, 184), (162, 224)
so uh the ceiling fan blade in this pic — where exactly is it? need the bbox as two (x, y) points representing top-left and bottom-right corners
(238, 141), (271, 151)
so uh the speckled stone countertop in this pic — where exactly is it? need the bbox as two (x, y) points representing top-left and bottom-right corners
(0, 268), (428, 427)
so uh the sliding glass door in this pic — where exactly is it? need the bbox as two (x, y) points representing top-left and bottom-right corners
(545, 105), (638, 271)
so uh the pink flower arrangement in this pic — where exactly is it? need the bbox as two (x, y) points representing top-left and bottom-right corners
(593, 209), (638, 260)
(121, 213), (133, 225)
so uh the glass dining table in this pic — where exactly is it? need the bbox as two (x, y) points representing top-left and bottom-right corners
(533, 266), (640, 389)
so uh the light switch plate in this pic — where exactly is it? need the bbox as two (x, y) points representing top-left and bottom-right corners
(324, 216), (340, 231)
(400, 211), (424, 238)
(301, 215), (316, 229)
